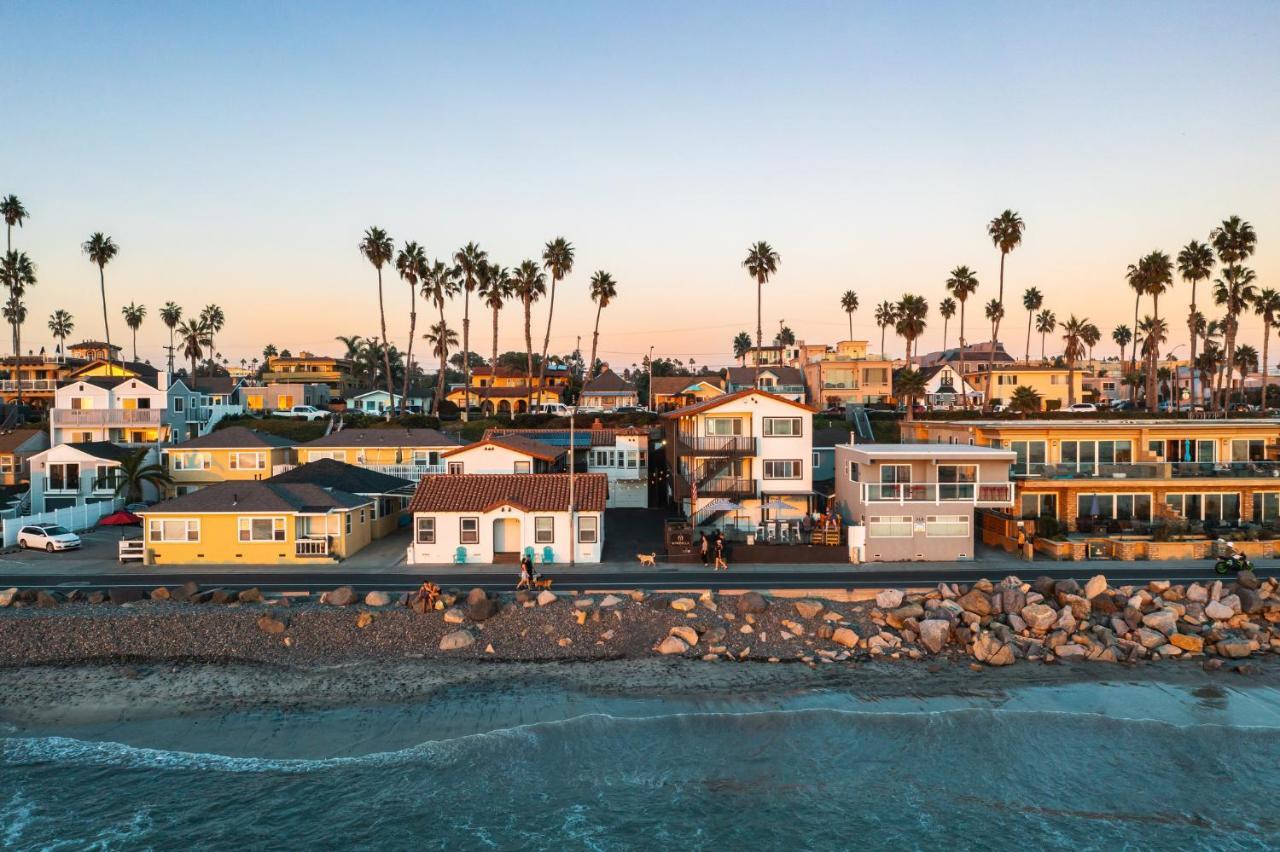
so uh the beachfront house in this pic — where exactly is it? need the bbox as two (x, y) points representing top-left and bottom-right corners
(162, 426), (297, 496)
(788, 340), (895, 408)
(262, 353), (356, 400)
(484, 424), (652, 507)
(269, 458), (415, 540)
(293, 428), (460, 480)
(406, 473), (607, 565)
(439, 435), (566, 475)
(26, 442), (148, 513)
(834, 443), (1016, 562)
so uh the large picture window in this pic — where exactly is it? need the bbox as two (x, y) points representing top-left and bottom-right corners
(1060, 440), (1132, 473)
(229, 452), (264, 470)
(867, 516), (912, 538)
(1231, 439), (1265, 462)
(1075, 493), (1152, 522)
(763, 417), (802, 437)
(1020, 493), (1057, 520)
(238, 517), (285, 542)
(763, 459), (802, 479)
(1253, 492), (1280, 523)
(704, 418), (742, 436)
(149, 518), (200, 542)
(925, 516), (969, 537)
(937, 465), (976, 500)
(171, 452), (210, 471)
(1009, 440), (1046, 476)
(47, 462), (79, 492)
(1165, 492), (1240, 524)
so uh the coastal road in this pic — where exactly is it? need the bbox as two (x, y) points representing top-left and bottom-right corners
(0, 563), (1259, 593)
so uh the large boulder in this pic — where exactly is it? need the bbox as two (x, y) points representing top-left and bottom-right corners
(1169, 633), (1204, 653)
(149, 587), (171, 601)
(973, 633), (1014, 666)
(364, 591), (391, 607)
(1236, 570), (1260, 590)
(1216, 639), (1252, 659)
(35, 590), (59, 608)
(918, 619), (951, 654)
(1032, 576), (1058, 597)
(1235, 588), (1263, 615)
(831, 627), (859, 648)
(795, 599), (826, 619)
(0, 587), (16, 607)
(1186, 583), (1208, 603)
(324, 586), (358, 606)
(1141, 609), (1178, 636)
(957, 589), (992, 616)
(1020, 603), (1058, 631)
(468, 597), (500, 622)
(439, 629), (476, 651)
(537, 590), (557, 606)
(737, 592), (769, 614)
(600, 594), (624, 608)
(1090, 594), (1119, 615)
(1000, 587), (1026, 615)
(657, 635), (689, 655)
(874, 589), (904, 610)
(1084, 574), (1109, 600)
(237, 587), (263, 603)
(1060, 594), (1091, 621)
(178, 581), (200, 602)
(1054, 578), (1082, 598)
(257, 615), (286, 634)
(702, 626), (727, 645)
(670, 597), (697, 612)
(466, 587), (488, 607)
(108, 587), (145, 605)
(886, 604), (924, 629)
(1204, 601), (1234, 621)
(1135, 628), (1166, 649)
(443, 607), (467, 624)
(669, 625), (699, 646)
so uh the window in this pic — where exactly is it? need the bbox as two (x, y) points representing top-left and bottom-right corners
(862, 367), (888, 385)
(1075, 493), (1152, 522)
(925, 515), (969, 537)
(1060, 440), (1132, 472)
(763, 417), (802, 437)
(47, 462), (79, 492)
(1253, 492), (1280, 523)
(998, 374), (1019, 386)
(1165, 492), (1240, 524)
(937, 465), (976, 500)
(149, 518), (200, 542)
(94, 465), (121, 491)
(172, 452), (210, 471)
(1148, 440), (1165, 459)
(345, 513), (352, 535)
(448, 462), (464, 475)
(1231, 439), (1265, 462)
(415, 517), (435, 543)
(577, 515), (598, 543)
(0, 456), (13, 474)
(359, 508), (366, 524)
(1009, 440), (1046, 476)
(813, 452), (821, 468)
(868, 516), (912, 537)
(875, 463), (910, 499)
(1021, 493), (1057, 519)
(70, 397), (92, 410)
(238, 517), (285, 542)
(514, 460), (531, 474)
(592, 450), (608, 467)
(229, 452), (264, 470)
(704, 418), (742, 436)
(309, 451), (346, 462)
(763, 459), (802, 479)
(534, 516), (554, 543)
(247, 395), (264, 410)
(173, 397), (185, 413)
(460, 517), (479, 544)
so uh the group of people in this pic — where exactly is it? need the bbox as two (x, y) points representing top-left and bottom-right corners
(699, 530), (729, 570)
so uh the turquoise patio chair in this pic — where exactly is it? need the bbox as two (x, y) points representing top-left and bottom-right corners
(453, 546), (467, 564)
(523, 546), (536, 560)
(541, 546), (555, 564)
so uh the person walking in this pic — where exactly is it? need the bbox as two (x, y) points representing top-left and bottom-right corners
(713, 535), (728, 571)
(699, 532), (709, 566)
(517, 554), (532, 590)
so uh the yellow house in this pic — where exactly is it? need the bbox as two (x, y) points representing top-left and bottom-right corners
(296, 428), (461, 473)
(902, 417), (1280, 531)
(163, 426), (297, 496)
(139, 481), (374, 564)
(262, 353), (356, 398)
(269, 458), (415, 540)
(963, 364), (1081, 411)
(445, 365), (569, 415)
(650, 376), (724, 412)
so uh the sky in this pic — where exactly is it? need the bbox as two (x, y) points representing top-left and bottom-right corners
(6, 1), (1280, 371)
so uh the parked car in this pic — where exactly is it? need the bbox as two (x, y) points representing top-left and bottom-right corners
(1067, 403), (1098, 412)
(17, 523), (82, 552)
(272, 405), (329, 421)
(1109, 400), (1135, 412)
(530, 402), (572, 416)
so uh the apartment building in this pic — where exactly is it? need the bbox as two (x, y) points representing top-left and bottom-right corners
(784, 340), (894, 407)
(262, 353), (356, 399)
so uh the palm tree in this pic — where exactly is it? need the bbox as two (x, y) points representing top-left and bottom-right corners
(1137, 315), (1168, 406)
(538, 237), (574, 406)
(938, 297), (956, 352)
(199, 304), (225, 370)
(943, 267), (978, 408)
(113, 449), (173, 505)
(1082, 322), (1101, 365)
(742, 242), (780, 379)
(985, 209), (1025, 404)
(1010, 385), (1042, 414)
(732, 331), (752, 366)
(454, 242), (488, 421)
(894, 294), (928, 362)
(2, 195), (28, 252)
(359, 226), (396, 407)
(1, 251), (35, 406)
(81, 232), (119, 371)
(262, 343), (278, 364)
(893, 368), (927, 422)
(48, 309), (74, 358)
(1213, 267), (1259, 415)
(983, 298), (1004, 400)
(1211, 216), (1258, 412)
(1036, 310), (1057, 362)
(1177, 240), (1215, 411)
(1061, 315), (1089, 407)
(1254, 288), (1280, 410)
(1021, 287), (1043, 364)
(158, 302), (182, 378)
(1111, 325), (1132, 366)
(511, 260), (547, 413)
(176, 318), (211, 381)
(1137, 251), (1172, 412)
(874, 301), (898, 361)
(478, 262), (512, 415)
(1124, 256), (1147, 399)
(395, 241), (428, 416)
(840, 290), (859, 340)
(1233, 344), (1259, 403)
(588, 271), (618, 382)
(421, 260), (461, 415)
(424, 320), (459, 365)
(121, 303), (146, 362)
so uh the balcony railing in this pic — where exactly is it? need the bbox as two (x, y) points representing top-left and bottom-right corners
(822, 382), (860, 389)
(295, 538), (330, 557)
(1013, 461), (1280, 481)
(675, 434), (756, 455)
(0, 379), (58, 392)
(364, 463), (446, 481)
(52, 408), (164, 427)
(860, 481), (1015, 505)
(694, 477), (758, 498)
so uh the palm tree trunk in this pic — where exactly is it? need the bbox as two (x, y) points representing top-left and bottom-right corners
(941, 316), (949, 353)
(487, 305), (500, 417)
(847, 311), (853, 341)
(1129, 294), (1140, 404)
(1041, 329), (1047, 363)
(524, 296), (534, 415)
(132, 327), (138, 363)
(435, 302), (448, 418)
(376, 267), (393, 419)
(985, 252), (1005, 407)
(99, 266), (113, 373)
(879, 324), (886, 361)
(1147, 294), (1160, 413)
(462, 285), (472, 423)
(536, 276), (558, 411)
(13, 319), (22, 409)
(755, 276), (763, 384)
(1263, 320), (1272, 413)
(957, 303), (966, 410)
(1188, 282), (1198, 408)
(588, 301), (603, 384)
(167, 326), (175, 378)
(1068, 360), (1077, 407)
(401, 283), (417, 418)
(1025, 310), (1032, 364)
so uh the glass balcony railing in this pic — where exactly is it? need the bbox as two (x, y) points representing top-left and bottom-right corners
(1013, 461), (1280, 480)
(860, 482), (1015, 504)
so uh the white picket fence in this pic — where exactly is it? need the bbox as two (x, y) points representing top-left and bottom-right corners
(2, 499), (124, 548)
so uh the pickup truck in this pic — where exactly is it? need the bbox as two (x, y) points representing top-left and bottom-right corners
(272, 405), (329, 421)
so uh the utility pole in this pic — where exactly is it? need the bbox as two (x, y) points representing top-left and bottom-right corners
(568, 404), (576, 568)
(648, 345), (655, 411)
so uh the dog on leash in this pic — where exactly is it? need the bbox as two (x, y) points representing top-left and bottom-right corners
(533, 576), (554, 590)
(637, 552), (657, 567)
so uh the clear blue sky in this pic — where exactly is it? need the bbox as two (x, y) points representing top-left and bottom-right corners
(8, 1), (1279, 368)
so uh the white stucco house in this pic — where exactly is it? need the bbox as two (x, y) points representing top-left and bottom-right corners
(483, 425), (652, 508)
(26, 441), (154, 512)
(439, 435), (566, 475)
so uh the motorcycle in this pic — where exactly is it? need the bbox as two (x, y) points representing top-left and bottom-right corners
(1213, 548), (1253, 576)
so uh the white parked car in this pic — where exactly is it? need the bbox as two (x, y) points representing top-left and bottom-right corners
(17, 523), (82, 552)
(530, 402), (571, 416)
(1067, 403), (1098, 412)
(272, 405), (329, 421)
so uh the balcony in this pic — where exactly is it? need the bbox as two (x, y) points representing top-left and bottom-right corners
(52, 408), (164, 427)
(295, 538), (331, 558)
(1013, 461), (1280, 481)
(675, 434), (756, 456)
(0, 379), (58, 392)
(822, 382), (860, 390)
(693, 476), (758, 498)
(364, 463), (446, 481)
(860, 481), (1015, 506)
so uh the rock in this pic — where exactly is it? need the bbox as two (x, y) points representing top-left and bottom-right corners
(257, 615), (286, 634)
(209, 589), (234, 605)
(1169, 633), (1204, 653)
(35, 590), (58, 608)
(469, 598), (500, 622)
(1220, 593), (1242, 613)
(1055, 644), (1087, 659)
(1054, 608), (1077, 633)
(657, 635), (689, 655)
(973, 633), (1014, 666)
(178, 581), (200, 601)
(737, 591), (770, 614)
(831, 627), (859, 648)
(669, 625), (699, 646)
(1205, 601), (1234, 621)
(443, 607), (467, 624)
(1237, 569), (1260, 590)
(600, 594), (624, 608)
(1084, 574), (1108, 599)
(1020, 603), (1058, 631)
(739, 624), (754, 634)
(1216, 639), (1252, 659)
(237, 587), (263, 603)
(1090, 594), (1119, 615)
(1054, 578), (1081, 598)
(1236, 588), (1263, 615)
(795, 599), (827, 619)
(108, 587), (145, 605)
(670, 597), (697, 612)
(628, 590), (646, 602)
(1060, 594), (1090, 621)
(919, 619), (951, 654)
(325, 586), (358, 606)
(355, 611), (373, 629)
(466, 587), (488, 607)
(1031, 576), (1057, 597)
(816, 624), (835, 640)
(1008, 612), (1027, 633)
(0, 587), (16, 607)
(537, 590), (557, 606)
(1203, 658), (1224, 672)
(439, 629), (475, 651)
(874, 589), (904, 610)
(485, 644), (495, 654)
(149, 587), (171, 601)
(558, 638), (572, 647)
(1186, 583), (1208, 603)
(887, 604), (924, 629)
(1141, 609), (1178, 636)
(1136, 628), (1166, 649)
(957, 589), (992, 616)
(364, 591), (391, 607)
(1000, 587), (1026, 615)
(574, 598), (595, 609)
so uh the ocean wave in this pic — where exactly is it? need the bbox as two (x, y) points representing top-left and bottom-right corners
(4, 705), (1279, 775)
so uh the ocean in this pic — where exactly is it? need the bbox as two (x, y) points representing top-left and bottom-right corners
(3, 666), (1280, 850)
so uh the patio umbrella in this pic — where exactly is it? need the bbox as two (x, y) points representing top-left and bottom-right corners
(759, 498), (797, 513)
(1088, 493), (1100, 518)
(701, 498), (741, 513)
(98, 510), (142, 526)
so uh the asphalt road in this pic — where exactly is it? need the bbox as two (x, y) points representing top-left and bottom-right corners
(0, 563), (1255, 593)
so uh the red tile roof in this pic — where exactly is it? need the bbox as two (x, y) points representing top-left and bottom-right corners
(441, 435), (566, 462)
(659, 388), (817, 418)
(408, 473), (607, 513)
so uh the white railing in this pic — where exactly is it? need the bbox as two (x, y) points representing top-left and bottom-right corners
(51, 409), (164, 426)
(1, 499), (124, 547)
(859, 481), (1015, 505)
(272, 463), (297, 476)
(295, 538), (330, 557)
(364, 463), (446, 481)
(0, 379), (59, 392)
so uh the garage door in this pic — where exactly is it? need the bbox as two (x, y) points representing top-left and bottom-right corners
(611, 480), (648, 508)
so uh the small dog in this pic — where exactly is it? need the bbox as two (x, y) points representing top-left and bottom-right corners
(533, 576), (554, 590)
(637, 552), (657, 567)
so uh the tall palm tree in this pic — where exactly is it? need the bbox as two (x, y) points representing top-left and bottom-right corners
(1036, 310), (1057, 362)
(985, 209), (1025, 405)
(454, 242), (488, 421)
(938, 297), (956, 352)
(359, 226), (396, 407)
(1254, 288), (1280, 411)
(1177, 240), (1215, 411)
(537, 237), (574, 405)
(588, 271), (618, 382)
(2, 195), (28, 252)
(478, 262), (512, 415)
(199, 304), (225, 369)
(113, 449), (173, 505)
(48, 309), (74, 358)
(1123, 255), (1151, 405)
(1211, 216), (1258, 412)
(159, 302), (182, 378)
(395, 241), (428, 416)
(894, 294), (928, 362)
(840, 290), (859, 340)
(1082, 322), (1101, 364)
(121, 302), (146, 362)
(511, 260), (546, 413)
(1137, 315), (1168, 406)
(1, 251), (35, 406)
(176, 318), (211, 381)
(983, 299), (1005, 399)
(424, 320), (459, 364)
(1061, 315), (1089, 407)
(81, 232), (119, 371)
(1213, 267), (1258, 415)
(874, 301), (898, 361)
(1233, 344), (1259, 402)
(1135, 251), (1172, 412)
(742, 242), (780, 380)
(1111, 324), (1132, 367)
(421, 260), (461, 415)
(1021, 287), (1043, 364)
(894, 368), (928, 422)
(943, 267), (978, 409)
(732, 331), (752, 366)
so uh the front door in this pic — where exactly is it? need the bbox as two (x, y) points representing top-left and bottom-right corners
(492, 517), (520, 556)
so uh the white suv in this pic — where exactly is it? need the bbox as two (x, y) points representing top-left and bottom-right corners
(17, 524), (82, 552)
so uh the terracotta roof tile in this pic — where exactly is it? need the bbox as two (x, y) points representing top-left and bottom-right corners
(442, 435), (565, 462)
(659, 388), (817, 418)
(303, 428), (460, 449)
(408, 473), (607, 513)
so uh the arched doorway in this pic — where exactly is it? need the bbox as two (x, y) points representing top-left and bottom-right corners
(492, 517), (520, 562)
(498, 399), (511, 416)
(515, 400), (527, 414)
